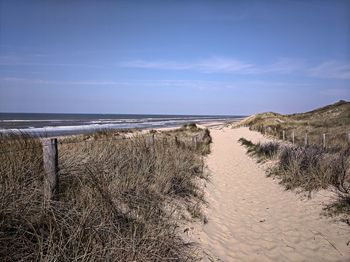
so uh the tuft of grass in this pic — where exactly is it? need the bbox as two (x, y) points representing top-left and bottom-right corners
(272, 146), (350, 194)
(238, 137), (254, 148)
(253, 142), (280, 159)
(0, 129), (211, 261)
(181, 122), (199, 131)
(323, 194), (350, 225)
(238, 138), (279, 160)
(169, 125), (212, 155)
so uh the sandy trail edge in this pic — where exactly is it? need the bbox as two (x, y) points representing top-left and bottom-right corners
(192, 126), (350, 261)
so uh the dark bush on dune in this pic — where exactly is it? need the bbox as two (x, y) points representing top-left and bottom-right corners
(181, 122), (198, 131)
(238, 138), (279, 159)
(238, 137), (254, 148)
(198, 129), (212, 144)
(254, 142), (280, 159)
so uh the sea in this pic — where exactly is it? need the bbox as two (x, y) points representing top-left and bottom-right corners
(0, 113), (243, 137)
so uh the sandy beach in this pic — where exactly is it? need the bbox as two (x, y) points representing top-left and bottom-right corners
(193, 126), (350, 261)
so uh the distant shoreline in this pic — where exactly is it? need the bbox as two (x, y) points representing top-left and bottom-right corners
(0, 114), (244, 137)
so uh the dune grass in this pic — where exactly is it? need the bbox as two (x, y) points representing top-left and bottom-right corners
(238, 138), (279, 160)
(239, 137), (350, 223)
(0, 126), (211, 261)
(239, 100), (350, 149)
(238, 101), (350, 223)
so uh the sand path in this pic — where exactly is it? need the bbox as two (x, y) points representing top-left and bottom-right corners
(196, 127), (350, 261)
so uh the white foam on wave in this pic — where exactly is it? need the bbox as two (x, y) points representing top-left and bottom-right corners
(0, 121), (171, 136)
(0, 119), (70, 122)
(0, 117), (235, 137)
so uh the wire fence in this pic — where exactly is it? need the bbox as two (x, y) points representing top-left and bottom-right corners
(0, 131), (205, 205)
(0, 130), (206, 156)
(0, 135), (139, 155)
(258, 126), (350, 148)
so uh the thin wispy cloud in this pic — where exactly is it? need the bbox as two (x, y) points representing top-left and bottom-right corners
(320, 87), (350, 97)
(309, 61), (350, 80)
(0, 61), (104, 69)
(119, 57), (254, 73)
(0, 77), (312, 91)
(1, 77), (222, 88)
(120, 57), (350, 80)
(0, 77), (120, 86)
(2, 53), (349, 80)
(2, 52), (350, 81)
(195, 57), (254, 73)
(261, 58), (305, 74)
(0, 55), (104, 68)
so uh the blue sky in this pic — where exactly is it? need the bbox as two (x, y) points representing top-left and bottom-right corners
(0, 0), (349, 115)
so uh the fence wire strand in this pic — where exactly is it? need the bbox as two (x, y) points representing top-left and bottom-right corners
(1, 130), (349, 156)
(0, 134), (158, 155)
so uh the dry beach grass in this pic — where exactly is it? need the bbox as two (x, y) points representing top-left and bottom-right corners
(239, 100), (350, 148)
(1, 100), (350, 261)
(0, 125), (211, 261)
(239, 138), (350, 222)
(237, 100), (350, 223)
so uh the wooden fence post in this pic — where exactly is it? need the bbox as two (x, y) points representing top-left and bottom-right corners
(292, 131), (295, 145)
(304, 133), (308, 146)
(348, 132), (350, 143)
(323, 134), (326, 148)
(42, 138), (59, 203)
(192, 136), (198, 149)
(282, 130), (285, 141)
(146, 134), (155, 147)
(151, 134), (155, 145)
(174, 135), (179, 146)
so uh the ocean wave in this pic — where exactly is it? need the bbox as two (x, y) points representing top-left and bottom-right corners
(0, 116), (240, 137)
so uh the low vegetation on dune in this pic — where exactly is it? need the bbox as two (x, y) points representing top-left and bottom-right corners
(238, 138), (280, 160)
(238, 101), (350, 223)
(0, 124), (211, 261)
(239, 137), (350, 224)
(238, 100), (350, 148)
(166, 123), (212, 155)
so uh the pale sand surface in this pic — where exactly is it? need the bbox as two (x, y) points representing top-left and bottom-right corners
(193, 126), (350, 261)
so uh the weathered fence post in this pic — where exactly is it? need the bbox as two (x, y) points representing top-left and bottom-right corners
(192, 135), (198, 149)
(304, 133), (308, 146)
(42, 138), (59, 203)
(282, 130), (285, 141)
(292, 131), (295, 145)
(151, 133), (155, 145)
(348, 132), (350, 143)
(147, 134), (155, 147)
(323, 134), (326, 148)
(174, 135), (179, 147)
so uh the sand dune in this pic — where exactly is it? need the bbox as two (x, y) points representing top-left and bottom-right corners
(193, 126), (350, 261)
